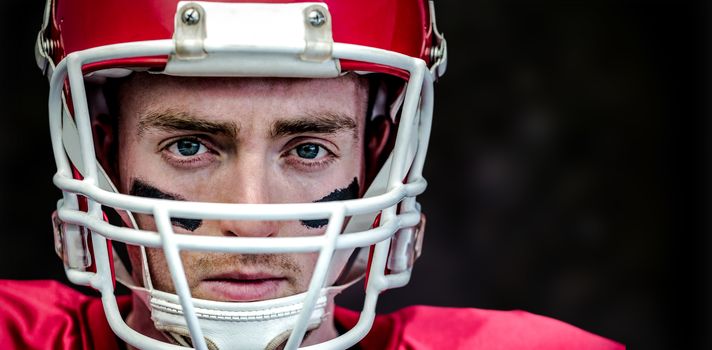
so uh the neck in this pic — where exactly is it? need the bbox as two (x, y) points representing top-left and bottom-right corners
(125, 292), (167, 350)
(300, 297), (339, 347)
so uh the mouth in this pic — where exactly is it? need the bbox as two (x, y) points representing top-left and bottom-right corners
(199, 273), (289, 302)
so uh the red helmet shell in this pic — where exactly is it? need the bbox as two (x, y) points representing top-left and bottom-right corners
(48, 0), (434, 74)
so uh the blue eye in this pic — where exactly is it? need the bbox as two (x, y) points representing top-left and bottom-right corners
(291, 143), (329, 159)
(286, 142), (334, 169)
(295, 143), (322, 159)
(169, 139), (207, 156)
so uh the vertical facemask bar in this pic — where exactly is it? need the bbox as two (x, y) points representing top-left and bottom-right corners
(383, 71), (433, 289)
(91, 230), (117, 293)
(283, 205), (346, 350)
(381, 61), (426, 237)
(344, 237), (392, 344)
(376, 67), (425, 266)
(385, 61), (426, 191)
(406, 70), (434, 188)
(154, 207), (209, 350)
(386, 66), (436, 277)
(377, 60), (426, 275)
(48, 58), (96, 287)
(48, 60), (75, 205)
(63, 54), (114, 294)
(66, 55), (105, 220)
(362, 66), (424, 297)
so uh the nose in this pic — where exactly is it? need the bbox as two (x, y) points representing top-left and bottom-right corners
(219, 219), (278, 238)
(216, 152), (279, 238)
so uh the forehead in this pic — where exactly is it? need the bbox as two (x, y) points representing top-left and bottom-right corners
(116, 73), (368, 119)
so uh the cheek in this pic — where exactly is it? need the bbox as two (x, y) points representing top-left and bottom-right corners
(116, 121), (140, 193)
(291, 252), (320, 290)
(126, 245), (144, 284)
(126, 244), (174, 291)
(117, 142), (149, 194)
(146, 250), (175, 292)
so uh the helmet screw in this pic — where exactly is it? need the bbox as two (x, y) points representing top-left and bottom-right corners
(181, 7), (201, 25)
(307, 9), (326, 27)
(42, 38), (54, 56)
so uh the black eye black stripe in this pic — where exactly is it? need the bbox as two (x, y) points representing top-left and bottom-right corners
(301, 177), (359, 229)
(129, 179), (203, 232)
(130, 177), (359, 231)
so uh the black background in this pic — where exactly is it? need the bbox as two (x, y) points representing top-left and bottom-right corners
(0, 1), (708, 349)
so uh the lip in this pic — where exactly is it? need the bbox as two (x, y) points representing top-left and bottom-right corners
(199, 272), (288, 302)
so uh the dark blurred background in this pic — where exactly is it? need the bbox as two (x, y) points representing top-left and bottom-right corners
(0, 1), (707, 349)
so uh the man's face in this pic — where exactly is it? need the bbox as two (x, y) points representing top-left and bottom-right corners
(114, 73), (369, 302)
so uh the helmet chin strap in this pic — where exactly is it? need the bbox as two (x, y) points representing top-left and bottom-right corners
(148, 286), (346, 350)
(112, 244), (354, 350)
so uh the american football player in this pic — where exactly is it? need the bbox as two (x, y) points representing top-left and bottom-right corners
(0, 0), (624, 349)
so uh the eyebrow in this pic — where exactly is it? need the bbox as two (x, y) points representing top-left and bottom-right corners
(137, 110), (239, 138)
(270, 113), (358, 139)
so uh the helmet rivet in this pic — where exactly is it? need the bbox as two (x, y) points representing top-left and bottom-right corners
(181, 7), (201, 25)
(307, 9), (326, 27)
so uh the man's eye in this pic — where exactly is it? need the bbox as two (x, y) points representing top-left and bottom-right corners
(168, 139), (208, 157)
(293, 143), (327, 159)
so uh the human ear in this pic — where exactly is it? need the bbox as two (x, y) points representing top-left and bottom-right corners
(364, 114), (393, 183)
(92, 112), (141, 234)
(91, 112), (119, 184)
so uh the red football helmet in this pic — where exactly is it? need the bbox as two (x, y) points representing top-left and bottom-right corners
(36, 1), (446, 349)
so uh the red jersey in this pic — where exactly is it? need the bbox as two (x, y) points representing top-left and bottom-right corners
(0, 280), (624, 349)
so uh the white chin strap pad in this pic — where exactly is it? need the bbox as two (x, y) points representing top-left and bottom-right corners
(147, 287), (340, 350)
